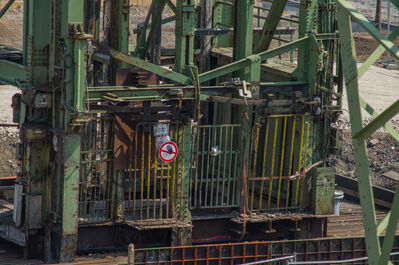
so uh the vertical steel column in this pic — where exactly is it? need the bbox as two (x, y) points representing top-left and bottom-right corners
(233, 0), (254, 216)
(51, 0), (87, 261)
(110, 0), (130, 82)
(172, 125), (193, 246)
(109, 0), (129, 221)
(234, 0), (253, 79)
(200, 0), (212, 74)
(174, 0), (195, 73)
(19, 0), (53, 260)
(336, 3), (381, 265)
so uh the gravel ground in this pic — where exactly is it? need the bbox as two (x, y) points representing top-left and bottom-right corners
(332, 64), (399, 190)
(0, 86), (19, 178)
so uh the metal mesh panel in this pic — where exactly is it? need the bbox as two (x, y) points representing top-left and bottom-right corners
(124, 122), (184, 221)
(78, 115), (114, 224)
(248, 115), (310, 211)
(191, 124), (241, 209)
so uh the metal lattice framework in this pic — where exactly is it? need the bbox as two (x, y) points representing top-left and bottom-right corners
(337, 1), (399, 264)
(0, 0), (342, 262)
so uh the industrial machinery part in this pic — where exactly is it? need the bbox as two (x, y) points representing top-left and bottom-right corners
(0, 0), (341, 262)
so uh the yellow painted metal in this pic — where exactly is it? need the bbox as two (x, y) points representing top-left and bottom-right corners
(146, 134), (151, 219)
(286, 117), (296, 208)
(258, 118), (269, 209)
(247, 115), (310, 211)
(125, 123), (183, 221)
(267, 119), (278, 208)
(140, 131), (145, 220)
(277, 117), (287, 208)
(295, 116), (305, 206)
(250, 125), (260, 210)
(300, 121), (310, 205)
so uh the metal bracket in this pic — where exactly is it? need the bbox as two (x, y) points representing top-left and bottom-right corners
(69, 23), (93, 40)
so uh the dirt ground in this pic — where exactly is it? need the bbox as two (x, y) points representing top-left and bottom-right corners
(0, 86), (19, 178)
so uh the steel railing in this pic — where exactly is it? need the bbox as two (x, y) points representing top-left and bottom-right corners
(248, 115), (310, 211)
(191, 124), (241, 209)
(124, 122), (184, 221)
(78, 115), (114, 224)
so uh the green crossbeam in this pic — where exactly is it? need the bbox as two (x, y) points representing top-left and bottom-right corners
(360, 97), (399, 142)
(354, 99), (399, 142)
(198, 37), (308, 83)
(109, 48), (192, 85)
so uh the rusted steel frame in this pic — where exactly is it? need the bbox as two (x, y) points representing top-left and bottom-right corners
(134, 237), (399, 265)
(127, 121), (183, 221)
(193, 124), (241, 209)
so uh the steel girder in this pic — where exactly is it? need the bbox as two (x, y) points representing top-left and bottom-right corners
(337, 1), (399, 264)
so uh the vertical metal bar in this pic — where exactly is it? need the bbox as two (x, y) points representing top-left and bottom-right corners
(286, 117), (296, 208)
(140, 128), (145, 220)
(249, 126), (256, 210)
(277, 117), (287, 208)
(199, 127), (206, 207)
(221, 127), (228, 206)
(290, 16), (294, 63)
(216, 126), (223, 205)
(92, 123), (98, 220)
(295, 117), (305, 206)
(166, 163), (170, 218)
(128, 132), (133, 209)
(250, 125), (260, 210)
(259, 118), (269, 209)
(232, 128), (239, 205)
(227, 127), (233, 206)
(160, 161), (164, 219)
(134, 129), (138, 218)
(300, 121), (310, 205)
(205, 127), (211, 206)
(172, 130), (177, 216)
(193, 126), (199, 208)
(267, 118), (279, 208)
(210, 127), (217, 206)
(147, 131), (151, 219)
(153, 143), (158, 219)
(180, 129), (185, 217)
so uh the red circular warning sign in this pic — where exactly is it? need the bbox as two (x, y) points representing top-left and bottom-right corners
(159, 141), (178, 163)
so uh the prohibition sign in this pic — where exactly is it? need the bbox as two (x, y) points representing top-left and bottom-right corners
(159, 141), (178, 163)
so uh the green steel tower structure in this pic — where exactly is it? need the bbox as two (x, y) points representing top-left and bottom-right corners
(337, 1), (399, 264)
(0, 0), (343, 262)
